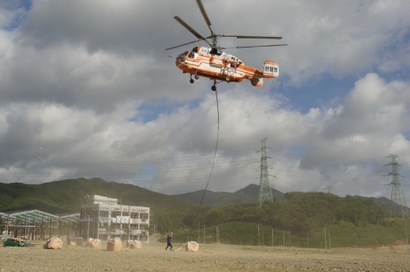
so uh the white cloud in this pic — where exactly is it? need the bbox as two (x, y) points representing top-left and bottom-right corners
(300, 73), (410, 198)
(0, 0), (410, 203)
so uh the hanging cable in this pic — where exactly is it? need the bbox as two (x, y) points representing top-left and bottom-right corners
(179, 90), (220, 247)
(195, 89), (220, 213)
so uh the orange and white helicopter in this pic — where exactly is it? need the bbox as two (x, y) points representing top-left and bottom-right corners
(166, 0), (287, 91)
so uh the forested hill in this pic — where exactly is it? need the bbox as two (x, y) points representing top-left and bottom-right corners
(1, 178), (407, 215)
(174, 184), (409, 215)
(1, 178), (409, 239)
(0, 178), (198, 216)
(174, 184), (286, 206)
(199, 192), (389, 233)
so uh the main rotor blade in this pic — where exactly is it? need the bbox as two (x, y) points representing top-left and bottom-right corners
(220, 44), (288, 50)
(170, 16), (212, 49)
(221, 35), (283, 39)
(196, 0), (214, 35)
(165, 39), (202, 51)
(174, 16), (206, 40)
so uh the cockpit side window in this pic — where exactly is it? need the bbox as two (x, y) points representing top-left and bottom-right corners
(188, 51), (195, 58)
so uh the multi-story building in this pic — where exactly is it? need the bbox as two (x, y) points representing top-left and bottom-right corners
(80, 195), (150, 241)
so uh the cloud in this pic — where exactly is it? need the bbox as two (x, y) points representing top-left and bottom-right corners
(300, 73), (410, 184)
(1, 0), (410, 203)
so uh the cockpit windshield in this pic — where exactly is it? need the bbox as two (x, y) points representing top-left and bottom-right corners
(177, 51), (188, 62)
(192, 46), (223, 56)
(178, 51), (188, 57)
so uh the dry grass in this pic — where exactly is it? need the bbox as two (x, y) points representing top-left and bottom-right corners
(1, 240), (409, 271)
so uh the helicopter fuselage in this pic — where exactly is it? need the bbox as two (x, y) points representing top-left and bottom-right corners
(175, 46), (279, 87)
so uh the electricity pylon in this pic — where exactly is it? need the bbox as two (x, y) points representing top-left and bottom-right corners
(385, 154), (408, 218)
(258, 137), (273, 207)
(324, 186), (334, 194)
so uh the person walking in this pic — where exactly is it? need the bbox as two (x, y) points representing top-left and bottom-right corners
(165, 232), (173, 250)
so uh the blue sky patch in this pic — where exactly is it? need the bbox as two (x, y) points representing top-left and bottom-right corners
(3, 0), (32, 31)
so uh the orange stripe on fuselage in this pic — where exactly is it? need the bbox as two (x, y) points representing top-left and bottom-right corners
(176, 54), (264, 82)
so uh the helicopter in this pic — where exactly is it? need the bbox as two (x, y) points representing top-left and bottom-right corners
(166, 0), (287, 91)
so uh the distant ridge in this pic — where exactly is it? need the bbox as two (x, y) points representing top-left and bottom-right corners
(354, 195), (410, 216)
(0, 178), (197, 215)
(1, 178), (408, 217)
(174, 184), (410, 214)
(174, 184), (286, 206)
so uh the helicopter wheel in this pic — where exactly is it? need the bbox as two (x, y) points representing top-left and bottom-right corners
(190, 78), (194, 84)
(195, 75), (199, 80)
(211, 85), (217, 91)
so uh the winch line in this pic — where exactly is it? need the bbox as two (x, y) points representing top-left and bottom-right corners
(180, 89), (220, 247)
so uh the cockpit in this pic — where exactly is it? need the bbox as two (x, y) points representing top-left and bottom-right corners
(176, 46), (243, 66)
(177, 51), (188, 62)
(192, 46), (223, 56)
(177, 49), (199, 62)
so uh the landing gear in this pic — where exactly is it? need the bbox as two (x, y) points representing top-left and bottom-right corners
(211, 80), (217, 91)
(189, 74), (218, 91)
(190, 73), (199, 84)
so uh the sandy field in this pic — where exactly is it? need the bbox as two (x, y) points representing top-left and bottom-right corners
(1, 240), (410, 272)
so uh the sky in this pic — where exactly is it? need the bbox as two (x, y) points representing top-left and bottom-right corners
(1, 0), (410, 201)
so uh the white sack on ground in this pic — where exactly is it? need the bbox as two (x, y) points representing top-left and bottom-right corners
(107, 237), (122, 251)
(86, 238), (102, 249)
(126, 240), (142, 249)
(186, 241), (199, 252)
(43, 237), (63, 249)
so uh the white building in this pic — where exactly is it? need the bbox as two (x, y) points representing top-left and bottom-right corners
(80, 195), (150, 241)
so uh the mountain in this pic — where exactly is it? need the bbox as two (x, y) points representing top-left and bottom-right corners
(175, 184), (410, 216)
(174, 184), (286, 206)
(1, 178), (408, 223)
(354, 195), (410, 215)
(0, 178), (198, 221)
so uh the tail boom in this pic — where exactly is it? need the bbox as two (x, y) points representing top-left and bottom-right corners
(250, 60), (279, 87)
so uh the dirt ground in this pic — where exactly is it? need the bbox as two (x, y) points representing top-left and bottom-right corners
(1, 240), (410, 272)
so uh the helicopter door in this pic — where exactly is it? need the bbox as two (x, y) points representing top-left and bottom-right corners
(262, 61), (279, 78)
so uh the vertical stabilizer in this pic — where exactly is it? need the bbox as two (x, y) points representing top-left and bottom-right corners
(263, 60), (279, 78)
